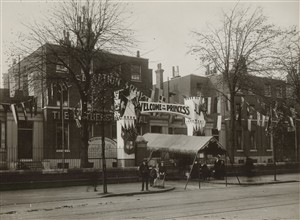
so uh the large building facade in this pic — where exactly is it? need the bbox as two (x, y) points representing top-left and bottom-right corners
(1, 44), (153, 169)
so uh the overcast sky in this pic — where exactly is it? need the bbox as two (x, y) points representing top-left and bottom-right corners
(1, 0), (299, 86)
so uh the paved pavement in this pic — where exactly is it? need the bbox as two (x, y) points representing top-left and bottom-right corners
(0, 173), (299, 206)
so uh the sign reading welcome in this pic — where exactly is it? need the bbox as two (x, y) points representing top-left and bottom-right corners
(140, 101), (191, 118)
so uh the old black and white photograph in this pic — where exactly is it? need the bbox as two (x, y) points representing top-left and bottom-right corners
(0, 0), (299, 219)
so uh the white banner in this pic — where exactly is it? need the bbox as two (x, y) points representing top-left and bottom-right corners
(140, 101), (191, 118)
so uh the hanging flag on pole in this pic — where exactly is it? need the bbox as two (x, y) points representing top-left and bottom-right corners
(207, 97), (211, 114)
(217, 96), (221, 114)
(217, 115), (222, 131)
(257, 112), (261, 126)
(20, 102), (28, 121)
(248, 119), (252, 131)
(10, 104), (18, 124)
(226, 94), (230, 111)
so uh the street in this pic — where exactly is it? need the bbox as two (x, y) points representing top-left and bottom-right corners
(0, 181), (299, 220)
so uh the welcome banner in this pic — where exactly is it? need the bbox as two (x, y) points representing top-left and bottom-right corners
(139, 101), (191, 118)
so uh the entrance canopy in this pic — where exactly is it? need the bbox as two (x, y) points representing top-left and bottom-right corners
(143, 133), (226, 155)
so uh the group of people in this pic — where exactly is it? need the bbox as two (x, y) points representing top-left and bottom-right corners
(213, 155), (226, 180)
(139, 159), (166, 191)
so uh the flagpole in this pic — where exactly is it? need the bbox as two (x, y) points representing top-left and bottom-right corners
(270, 107), (276, 181)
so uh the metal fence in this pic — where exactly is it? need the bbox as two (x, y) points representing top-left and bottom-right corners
(0, 147), (117, 170)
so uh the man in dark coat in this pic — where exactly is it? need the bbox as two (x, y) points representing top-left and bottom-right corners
(139, 160), (150, 191)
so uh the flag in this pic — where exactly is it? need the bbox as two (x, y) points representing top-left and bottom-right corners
(217, 115), (222, 131)
(262, 115), (265, 127)
(257, 112), (261, 126)
(226, 94), (230, 111)
(241, 97), (245, 108)
(10, 104), (18, 124)
(207, 97), (211, 114)
(289, 117), (295, 128)
(247, 119), (252, 131)
(217, 96), (221, 114)
(20, 102), (28, 121)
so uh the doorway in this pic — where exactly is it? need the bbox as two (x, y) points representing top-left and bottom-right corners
(18, 121), (33, 159)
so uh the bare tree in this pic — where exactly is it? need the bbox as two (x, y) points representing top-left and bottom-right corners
(275, 29), (300, 105)
(9, 0), (134, 168)
(190, 6), (281, 162)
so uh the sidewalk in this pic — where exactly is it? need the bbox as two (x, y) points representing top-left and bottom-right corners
(206, 172), (300, 185)
(1, 173), (299, 206)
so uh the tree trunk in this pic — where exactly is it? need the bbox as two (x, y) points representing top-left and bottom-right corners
(80, 98), (89, 168)
(229, 93), (236, 164)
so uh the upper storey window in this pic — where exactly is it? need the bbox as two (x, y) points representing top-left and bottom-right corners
(264, 84), (271, 97)
(131, 64), (141, 82)
(276, 85), (283, 98)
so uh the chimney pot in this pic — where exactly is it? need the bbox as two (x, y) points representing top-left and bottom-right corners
(137, 50), (140, 58)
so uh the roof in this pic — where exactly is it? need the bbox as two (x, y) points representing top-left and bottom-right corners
(143, 133), (226, 155)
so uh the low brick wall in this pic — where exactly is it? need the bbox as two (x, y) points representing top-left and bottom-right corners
(0, 167), (140, 191)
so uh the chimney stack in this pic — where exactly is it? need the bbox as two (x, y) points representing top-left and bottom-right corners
(155, 63), (164, 90)
(136, 50), (140, 58)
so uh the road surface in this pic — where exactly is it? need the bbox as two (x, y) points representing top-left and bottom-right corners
(0, 181), (299, 220)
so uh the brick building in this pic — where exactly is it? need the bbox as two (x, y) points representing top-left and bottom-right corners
(2, 45), (153, 169)
(148, 64), (299, 164)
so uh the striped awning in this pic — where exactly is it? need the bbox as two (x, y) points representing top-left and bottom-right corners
(143, 133), (226, 155)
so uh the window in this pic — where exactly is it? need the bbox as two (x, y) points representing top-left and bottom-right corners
(88, 124), (94, 139)
(286, 85), (294, 99)
(56, 89), (68, 107)
(168, 127), (173, 135)
(131, 64), (141, 81)
(236, 130), (243, 150)
(0, 121), (6, 149)
(56, 123), (69, 150)
(264, 84), (271, 97)
(56, 57), (69, 73)
(151, 126), (162, 134)
(276, 85), (283, 98)
(250, 130), (256, 150)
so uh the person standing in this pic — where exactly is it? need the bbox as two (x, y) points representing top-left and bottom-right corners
(149, 166), (158, 187)
(139, 159), (150, 191)
(87, 169), (99, 192)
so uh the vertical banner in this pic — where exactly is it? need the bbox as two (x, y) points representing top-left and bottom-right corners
(226, 94), (231, 111)
(248, 119), (252, 131)
(257, 112), (261, 126)
(217, 115), (222, 131)
(207, 97), (211, 114)
(21, 102), (28, 121)
(10, 104), (18, 124)
(217, 96), (221, 114)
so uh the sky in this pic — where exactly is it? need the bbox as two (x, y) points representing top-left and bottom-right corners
(0, 0), (299, 87)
